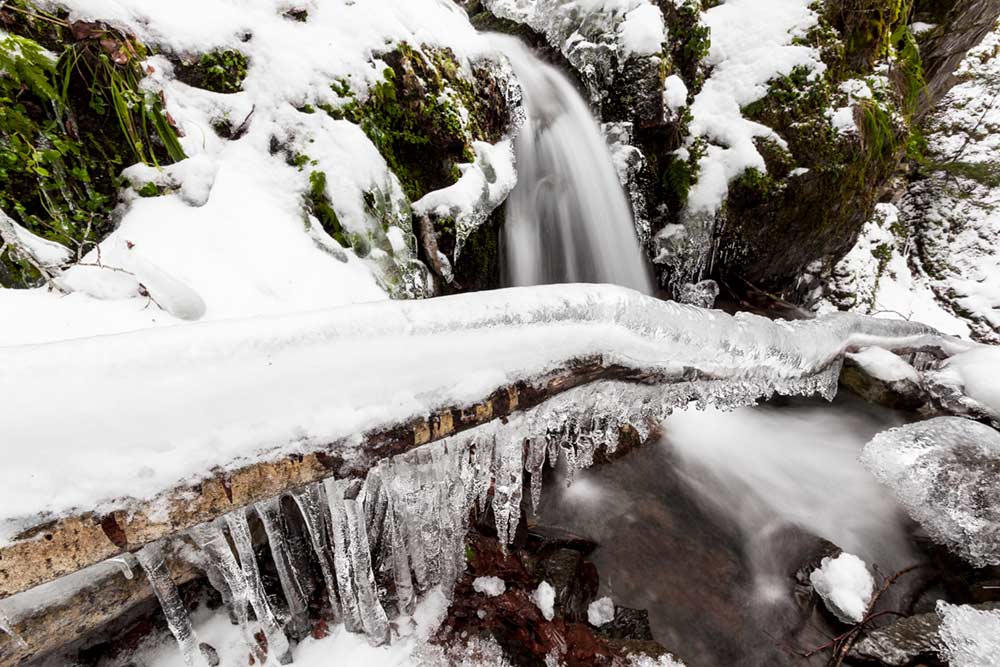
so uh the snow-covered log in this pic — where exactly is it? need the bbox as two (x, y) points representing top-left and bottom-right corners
(0, 284), (973, 600)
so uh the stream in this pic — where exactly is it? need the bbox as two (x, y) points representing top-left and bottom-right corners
(537, 394), (915, 666)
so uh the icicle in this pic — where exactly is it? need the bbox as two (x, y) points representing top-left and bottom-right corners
(492, 434), (524, 548)
(342, 481), (391, 644)
(189, 522), (263, 664)
(108, 553), (138, 580)
(224, 510), (293, 664)
(373, 466), (415, 615)
(135, 542), (203, 667)
(525, 435), (547, 514)
(290, 483), (344, 623)
(324, 478), (365, 633)
(256, 497), (310, 639)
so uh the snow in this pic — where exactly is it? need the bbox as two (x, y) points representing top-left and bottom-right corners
(811, 204), (973, 338)
(0, 212), (72, 267)
(2, 0), (501, 343)
(847, 347), (918, 384)
(861, 417), (1000, 567)
(937, 601), (1000, 667)
(809, 553), (874, 624)
(134, 589), (460, 667)
(662, 74), (688, 112)
(532, 581), (555, 621)
(686, 0), (823, 213)
(0, 283), (962, 547)
(587, 596), (615, 626)
(472, 576), (506, 597)
(935, 340), (1000, 417)
(413, 139), (517, 259)
(618, 3), (665, 57)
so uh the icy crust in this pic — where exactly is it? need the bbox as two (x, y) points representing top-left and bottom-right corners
(861, 417), (1000, 567)
(0, 284), (961, 546)
(937, 602), (1000, 667)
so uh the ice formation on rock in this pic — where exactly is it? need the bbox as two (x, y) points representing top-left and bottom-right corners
(937, 601), (1000, 667)
(861, 417), (1000, 567)
(135, 543), (203, 666)
(809, 553), (874, 624)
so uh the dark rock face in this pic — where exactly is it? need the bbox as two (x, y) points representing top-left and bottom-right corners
(915, 0), (1000, 115)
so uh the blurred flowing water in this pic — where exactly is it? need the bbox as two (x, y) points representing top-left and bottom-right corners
(491, 35), (653, 293)
(536, 395), (916, 666)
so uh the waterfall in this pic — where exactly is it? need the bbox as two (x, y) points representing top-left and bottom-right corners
(491, 35), (653, 293)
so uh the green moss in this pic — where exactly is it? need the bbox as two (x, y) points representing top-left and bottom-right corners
(929, 160), (1000, 187)
(660, 0), (710, 91)
(306, 170), (348, 247)
(175, 48), (248, 94)
(0, 2), (184, 287)
(321, 43), (508, 203)
(137, 181), (161, 197)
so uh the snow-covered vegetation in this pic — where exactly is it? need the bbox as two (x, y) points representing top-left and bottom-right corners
(2, 0), (1000, 665)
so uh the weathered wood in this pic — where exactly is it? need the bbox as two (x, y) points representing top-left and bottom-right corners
(0, 357), (655, 601)
(0, 545), (198, 665)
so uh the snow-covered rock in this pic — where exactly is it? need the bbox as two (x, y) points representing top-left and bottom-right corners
(861, 417), (1000, 567)
(809, 552), (874, 624)
(937, 601), (1000, 667)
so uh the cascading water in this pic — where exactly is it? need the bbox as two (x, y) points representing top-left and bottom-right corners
(491, 35), (653, 293)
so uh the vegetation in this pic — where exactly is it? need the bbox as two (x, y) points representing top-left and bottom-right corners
(175, 48), (248, 94)
(0, 0), (184, 287)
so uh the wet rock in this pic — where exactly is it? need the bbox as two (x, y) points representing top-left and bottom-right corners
(850, 602), (1000, 666)
(597, 607), (655, 642)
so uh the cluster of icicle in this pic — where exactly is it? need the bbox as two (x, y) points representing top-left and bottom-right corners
(134, 361), (850, 665)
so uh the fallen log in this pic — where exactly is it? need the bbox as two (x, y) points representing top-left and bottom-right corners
(0, 284), (974, 602)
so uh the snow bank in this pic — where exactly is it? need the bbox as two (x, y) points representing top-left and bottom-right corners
(532, 581), (555, 621)
(809, 553), (874, 623)
(934, 346), (1000, 416)
(0, 283), (960, 546)
(686, 0), (823, 213)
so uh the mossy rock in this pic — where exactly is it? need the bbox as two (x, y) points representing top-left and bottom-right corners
(323, 43), (509, 204)
(175, 49), (249, 94)
(0, 1), (184, 287)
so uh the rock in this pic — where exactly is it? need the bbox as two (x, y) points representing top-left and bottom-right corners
(535, 548), (598, 622)
(861, 417), (1000, 567)
(597, 607), (655, 642)
(850, 602), (1000, 666)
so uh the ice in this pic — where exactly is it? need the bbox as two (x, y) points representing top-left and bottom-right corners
(135, 542), (203, 667)
(224, 510), (293, 664)
(188, 521), (264, 664)
(255, 497), (310, 638)
(809, 553), (874, 624)
(1, 283), (965, 545)
(587, 597), (615, 626)
(675, 280), (720, 309)
(290, 483), (346, 625)
(532, 581), (555, 621)
(937, 601), (1000, 667)
(472, 576), (506, 597)
(492, 434), (525, 549)
(861, 417), (1000, 567)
